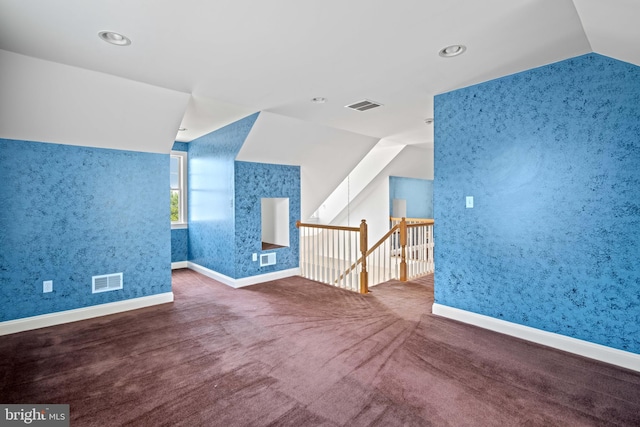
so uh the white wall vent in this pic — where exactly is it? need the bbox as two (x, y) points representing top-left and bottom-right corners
(345, 99), (383, 112)
(92, 272), (123, 293)
(260, 253), (276, 267)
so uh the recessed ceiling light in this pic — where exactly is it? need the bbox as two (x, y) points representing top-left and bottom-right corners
(98, 31), (131, 46)
(311, 97), (327, 104)
(178, 127), (187, 132)
(439, 44), (466, 58)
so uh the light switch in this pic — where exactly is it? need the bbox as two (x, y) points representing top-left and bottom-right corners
(43, 280), (53, 293)
(466, 196), (474, 208)
(252, 253), (258, 262)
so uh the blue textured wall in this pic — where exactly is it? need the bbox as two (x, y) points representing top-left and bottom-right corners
(187, 113), (259, 277)
(170, 141), (189, 263)
(171, 141), (189, 152)
(434, 53), (640, 353)
(170, 228), (188, 263)
(234, 161), (300, 278)
(0, 139), (171, 322)
(389, 176), (434, 218)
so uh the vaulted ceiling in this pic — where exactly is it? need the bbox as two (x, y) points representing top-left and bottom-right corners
(0, 0), (638, 153)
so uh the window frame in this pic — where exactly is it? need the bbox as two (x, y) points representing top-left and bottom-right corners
(170, 150), (188, 229)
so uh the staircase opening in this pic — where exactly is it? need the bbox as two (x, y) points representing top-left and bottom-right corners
(296, 217), (433, 293)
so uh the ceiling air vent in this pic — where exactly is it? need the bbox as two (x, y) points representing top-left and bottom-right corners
(345, 99), (383, 112)
(92, 272), (123, 293)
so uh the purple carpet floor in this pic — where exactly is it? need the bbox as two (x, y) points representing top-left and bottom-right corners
(1, 270), (639, 426)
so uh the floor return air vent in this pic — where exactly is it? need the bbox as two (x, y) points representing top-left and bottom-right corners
(92, 272), (123, 293)
(260, 253), (276, 267)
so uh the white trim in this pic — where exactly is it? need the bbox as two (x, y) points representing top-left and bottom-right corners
(234, 267), (300, 288)
(171, 261), (188, 270)
(187, 262), (300, 289)
(0, 292), (174, 336)
(432, 303), (640, 373)
(170, 150), (188, 225)
(171, 223), (188, 230)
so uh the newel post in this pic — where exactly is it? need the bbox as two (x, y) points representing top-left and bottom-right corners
(359, 219), (369, 294)
(400, 217), (407, 281)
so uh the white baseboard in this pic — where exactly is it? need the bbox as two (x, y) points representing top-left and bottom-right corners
(0, 292), (174, 336)
(432, 303), (640, 373)
(171, 261), (188, 270)
(187, 262), (300, 288)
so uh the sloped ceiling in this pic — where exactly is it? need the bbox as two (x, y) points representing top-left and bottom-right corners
(0, 50), (190, 153)
(237, 112), (379, 219)
(0, 0), (638, 153)
(573, 0), (640, 66)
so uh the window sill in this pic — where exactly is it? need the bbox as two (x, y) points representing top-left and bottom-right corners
(171, 222), (188, 230)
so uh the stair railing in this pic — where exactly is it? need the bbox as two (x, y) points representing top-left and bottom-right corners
(337, 217), (435, 288)
(403, 219), (435, 280)
(296, 220), (369, 294)
(297, 217), (434, 293)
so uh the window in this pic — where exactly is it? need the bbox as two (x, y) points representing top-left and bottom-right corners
(170, 151), (188, 228)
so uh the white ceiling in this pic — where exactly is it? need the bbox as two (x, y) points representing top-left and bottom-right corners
(0, 0), (639, 151)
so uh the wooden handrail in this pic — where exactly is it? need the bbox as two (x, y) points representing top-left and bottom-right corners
(335, 258), (362, 285)
(390, 216), (433, 223)
(407, 220), (434, 227)
(334, 224), (400, 284)
(296, 220), (360, 232)
(366, 224), (400, 258)
(336, 217), (435, 285)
